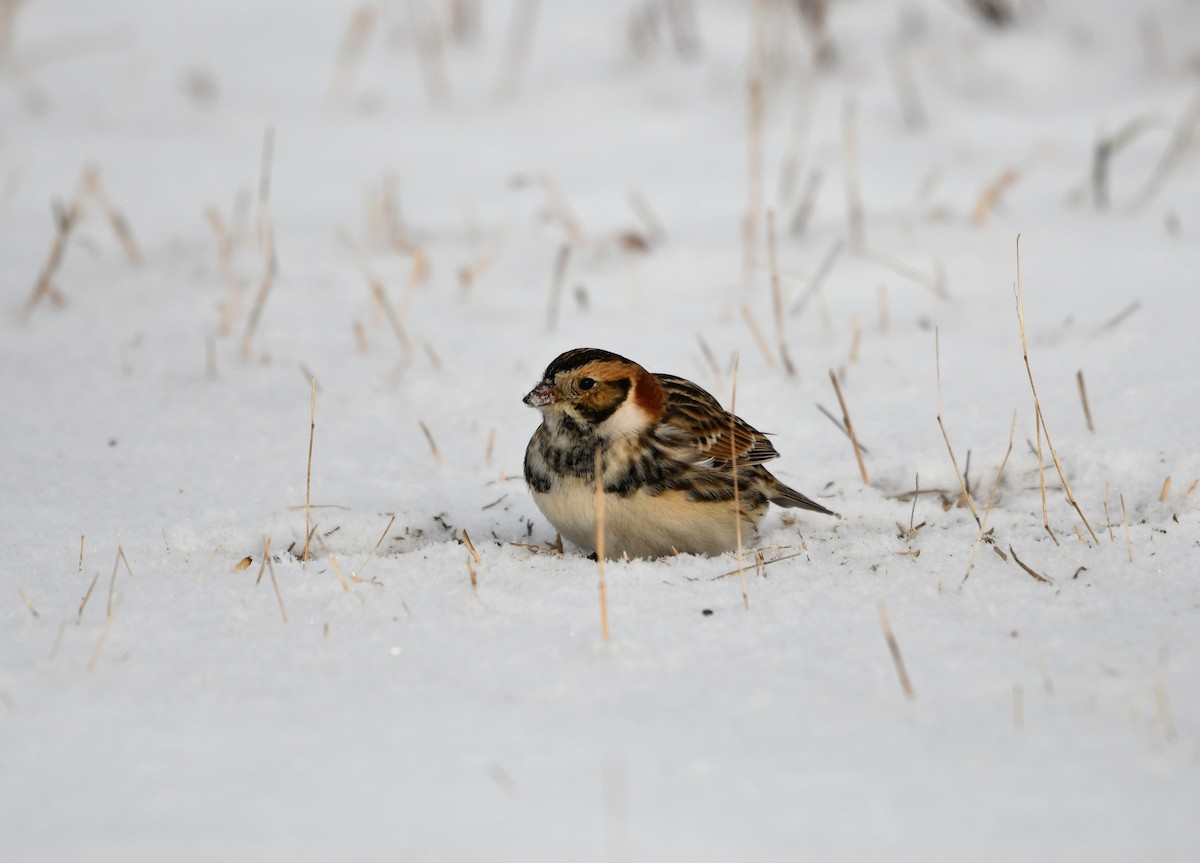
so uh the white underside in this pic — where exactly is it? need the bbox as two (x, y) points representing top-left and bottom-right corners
(531, 476), (752, 559)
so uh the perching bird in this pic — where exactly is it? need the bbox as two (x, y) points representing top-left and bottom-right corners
(523, 348), (837, 559)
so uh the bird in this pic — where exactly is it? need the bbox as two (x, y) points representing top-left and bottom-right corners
(522, 347), (837, 559)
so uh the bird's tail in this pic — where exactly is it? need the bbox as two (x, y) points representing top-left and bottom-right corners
(770, 480), (840, 517)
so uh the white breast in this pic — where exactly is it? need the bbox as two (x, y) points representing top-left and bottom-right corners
(530, 477), (750, 559)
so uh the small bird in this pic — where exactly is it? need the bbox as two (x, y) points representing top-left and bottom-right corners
(523, 348), (837, 559)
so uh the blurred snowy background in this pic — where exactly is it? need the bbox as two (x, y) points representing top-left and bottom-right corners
(2, 1), (1199, 860)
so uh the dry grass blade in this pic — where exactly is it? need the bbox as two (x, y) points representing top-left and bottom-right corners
(1158, 475), (1171, 503)
(313, 531), (351, 593)
(462, 529), (482, 565)
(962, 411), (1017, 585)
(1184, 479), (1199, 501)
(970, 167), (1019, 226)
(829, 370), (869, 487)
(82, 167), (141, 264)
(23, 178), (88, 319)
(329, 4), (377, 105)
(356, 496), (408, 584)
(815, 403), (871, 454)
(265, 551), (287, 624)
(877, 601), (915, 699)
(1076, 369), (1095, 432)
(302, 377), (317, 563)
(766, 211), (795, 375)
(19, 588), (40, 619)
(730, 356), (749, 610)
(77, 570), (101, 622)
(740, 305), (776, 367)
(593, 447), (610, 640)
(495, 0), (541, 100)
(1034, 405), (1057, 545)
(1120, 493), (1133, 563)
(1130, 91), (1200, 211)
(842, 96), (865, 251)
(744, 0), (766, 289)
(1014, 236), (1098, 543)
(934, 328), (979, 525)
(710, 550), (806, 580)
(1008, 545), (1054, 585)
(418, 419), (443, 466)
(78, 533), (85, 571)
(545, 243), (571, 331)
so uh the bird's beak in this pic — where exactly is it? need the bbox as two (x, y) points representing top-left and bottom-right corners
(523, 379), (557, 407)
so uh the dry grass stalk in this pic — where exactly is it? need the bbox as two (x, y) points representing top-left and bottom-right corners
(1158, 475), (1172, 503)
(19, 588), (40, 619)
(78, 533), (85, 571)
(766, 212), (796, 375)
(744, 0), (767, 288)
(1014, 236), (1099, 543)
(1034, 406), (1057, 545)
(1130, 92), (1200, 211)
(842, 96), (865, 251)
(627, 191), (666, 244)
(858, 247), (948, 300)
(116, 546), (134, 582)
(418, 419), (442, 466)
(934, 329), (979, 524)
(485, 427), (496, 467)
(23, 178), (88, 319)
(788, 238), (841, 331)
(593, 448), (610, 640)
(77, 570), (101, 622)
(1155, 680), (1178, 742)
(86, 607), (117, 672)
(877, 601), (915, 699)
(545, 243), (571, 331)
(887, 49), (927, 131)
(1076, 369), (1095, 432)
(82, 167), (141, 264)
(829, 369), (869, 486)
(49, 621), (67, 661)
(264, 536), (287, 623)
(815, 404), (870, 454)
(730, 356), (749, 610)
(740, 305), (777, 367)
(313, 531), (351, 593)
(302, 377), (317, 563)
(242, 128), (278, 359)
(466, 555), (478, 590)
(1185, 479), (1199, 501)
(457, 233), (507, 290)
(778, 55), (817, 201)
(1103, 481), (1115, 541)
(408, 0), (451, 105)
(788, 169), (823, 236)
(462, 529), (482, 566)
(196, 536), (224, 582)
(495, 0), (541, 100)
(1120, 493), (1133, 563)
(240, 270), (273, 359)
(329, 4), (377, 105)
(353, 320), (369, 355)
(1009, 545), (1053, 584)
(970, 167), (1019, 226)
(711, 550), (806, 580)
(962, 411), (1016, 585)
(356, 505), (402, 583)
(106, 549), (120, 619)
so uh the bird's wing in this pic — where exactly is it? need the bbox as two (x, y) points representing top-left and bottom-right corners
(655, 374), (779, 467)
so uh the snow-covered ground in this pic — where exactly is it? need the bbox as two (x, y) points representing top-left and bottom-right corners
(2, 1), (1199, 859)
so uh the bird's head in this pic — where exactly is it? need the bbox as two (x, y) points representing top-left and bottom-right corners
(524, 348), (666, 438)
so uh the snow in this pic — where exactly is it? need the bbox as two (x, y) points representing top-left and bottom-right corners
(2, 1), (1199, 860)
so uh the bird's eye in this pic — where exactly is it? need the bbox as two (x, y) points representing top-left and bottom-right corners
(578, 377), (596, 391)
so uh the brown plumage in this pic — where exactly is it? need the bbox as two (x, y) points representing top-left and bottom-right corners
(523, 348), (837, 559)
